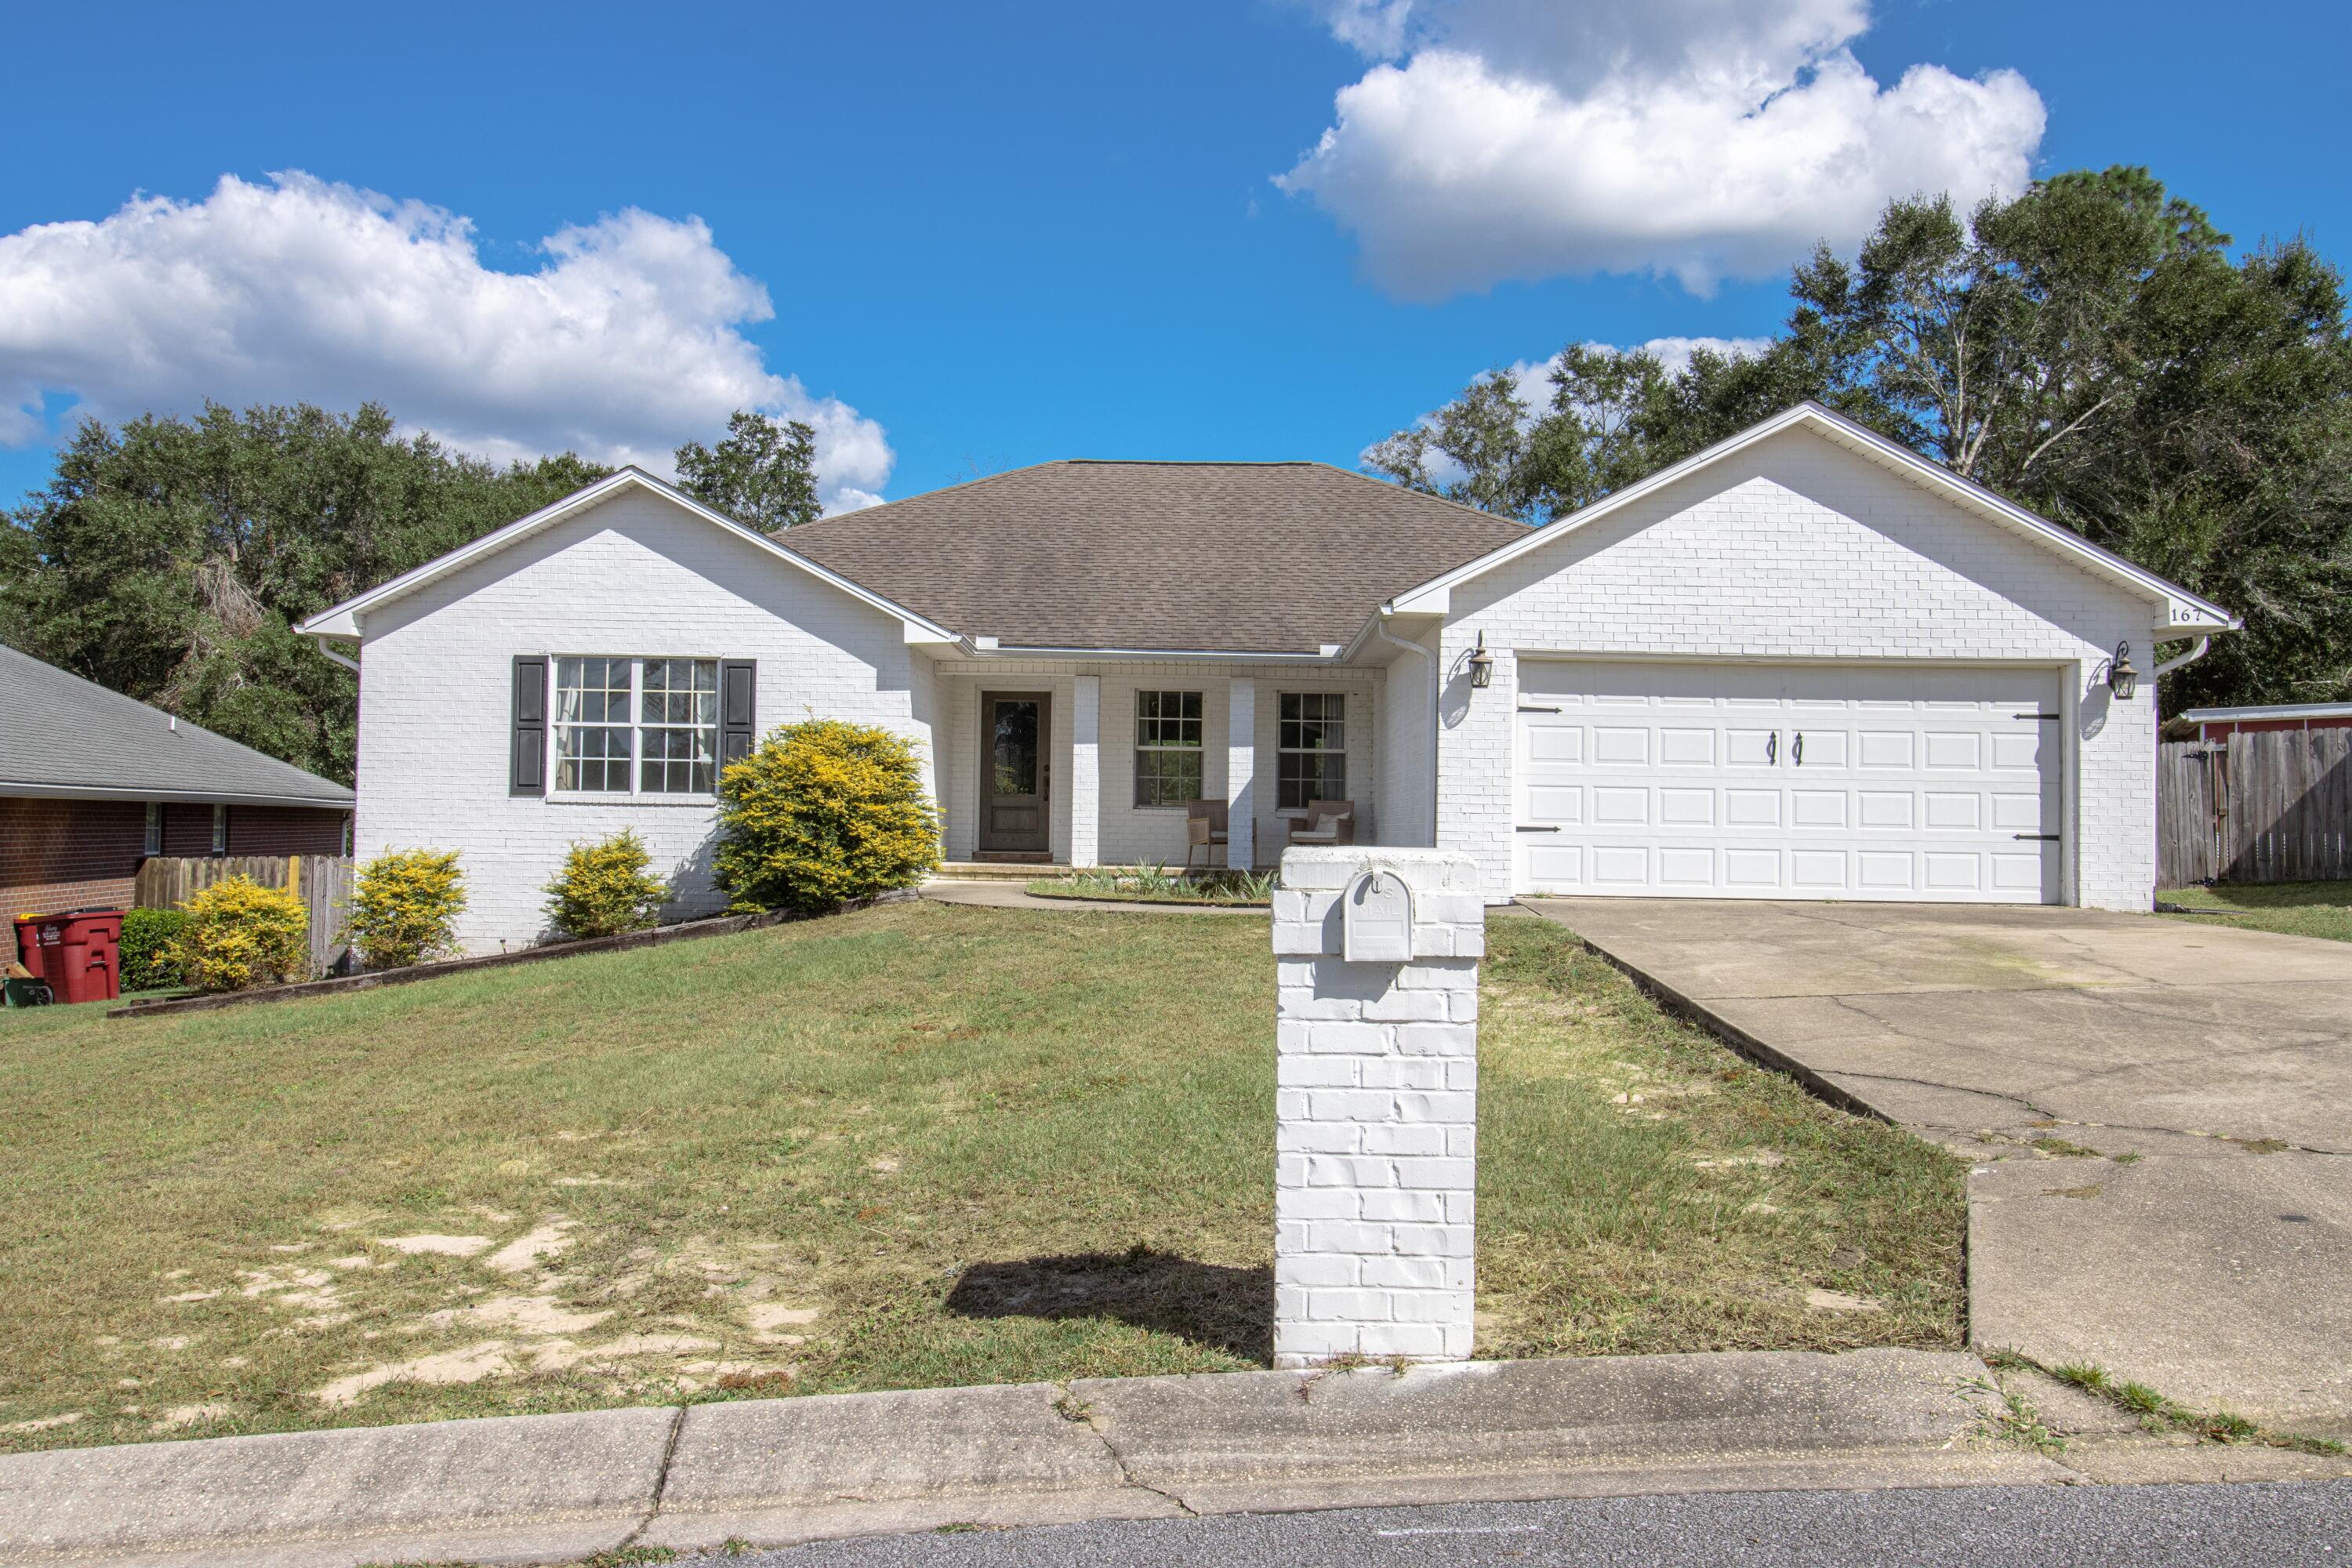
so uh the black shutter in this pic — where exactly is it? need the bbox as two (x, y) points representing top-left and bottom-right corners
(511, 655), (547, 796)
(719, 659), (757, 785)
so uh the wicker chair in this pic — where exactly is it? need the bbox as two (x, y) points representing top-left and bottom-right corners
(1185, 798), (1229, 872)
(1286, 799), (1356, 847)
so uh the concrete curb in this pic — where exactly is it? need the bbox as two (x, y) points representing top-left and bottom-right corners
(0, 1348), (2098, 1567)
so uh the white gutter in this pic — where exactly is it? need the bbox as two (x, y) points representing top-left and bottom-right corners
(1369, 612), (1440, 844)
(0, 782), (354, 808)
(960, 644), (1346, 664)
(2152, 636), (2212, 680)
(313, 635), (361, 675)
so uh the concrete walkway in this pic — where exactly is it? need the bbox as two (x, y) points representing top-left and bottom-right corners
(1525, 897), (2352, 1425)
(12, 1348), (2343, 1567)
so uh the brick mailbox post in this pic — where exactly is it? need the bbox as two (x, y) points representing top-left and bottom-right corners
(1271, 847), (1485, 1368)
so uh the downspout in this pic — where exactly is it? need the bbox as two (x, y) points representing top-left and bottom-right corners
(2151, 635), (2211, 680)
(1370, 610), (1440, 845)
(313, 635), (361, 675)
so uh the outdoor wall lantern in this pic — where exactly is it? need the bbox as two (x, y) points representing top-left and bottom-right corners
(2107, 640), (2139, 702)
(1467, 632), (1494, 690)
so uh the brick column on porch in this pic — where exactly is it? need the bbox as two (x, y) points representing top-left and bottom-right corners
(1070, 674), (1100, 869)
(1228, 677), (1256, 870)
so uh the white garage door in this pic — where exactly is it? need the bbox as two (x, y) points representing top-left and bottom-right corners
(1515, 662), (2063, 903)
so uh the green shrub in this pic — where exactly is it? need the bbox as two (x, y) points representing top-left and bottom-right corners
(345, 848), (467, 969)
(170, 877), (308, 993)
(715, 719), (941, 913)
(119, 907), (189, 991)
(543, 830), (670, 940)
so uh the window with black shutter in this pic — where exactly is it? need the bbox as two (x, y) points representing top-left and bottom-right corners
(511, 655), (548, 796)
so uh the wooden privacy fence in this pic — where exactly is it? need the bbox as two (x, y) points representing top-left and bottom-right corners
(2158, 730), (2352, 886)
(132, 855), (357, 978)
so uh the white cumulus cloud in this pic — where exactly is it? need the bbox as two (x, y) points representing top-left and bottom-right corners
(0, 172), (891, 512)
(1283, 0), (2046, 299)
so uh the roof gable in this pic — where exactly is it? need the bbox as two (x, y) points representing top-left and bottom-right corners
(1384, 404), (2238, 636)
(299, 470), (956, 644)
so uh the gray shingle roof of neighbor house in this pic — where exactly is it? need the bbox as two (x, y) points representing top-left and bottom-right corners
(782, 460), (1532, 654)
(0, 642), (356, 807)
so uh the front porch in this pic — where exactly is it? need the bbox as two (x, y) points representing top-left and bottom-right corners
(928, 659), (1403, 873)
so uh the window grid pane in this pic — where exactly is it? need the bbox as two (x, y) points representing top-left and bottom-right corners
(1134, 689), (1206, 807)
(1277, 692), (1346, 810)
(554, 656), (635, 793)
(638, 659), (720, 793)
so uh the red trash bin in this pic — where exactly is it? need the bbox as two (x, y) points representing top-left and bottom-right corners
(11, 914), (48, 981)
(38, 910), (123, 1004)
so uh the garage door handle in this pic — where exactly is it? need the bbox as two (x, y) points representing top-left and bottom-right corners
(1516, 825), (1561, 833)
(1766, 731), (1777, 764)
(2013, 833), (2061, 841)
(1517, 704), (1561, 713)
(1793, 732), (1804, 766)
(2015, 712), (2061, 720)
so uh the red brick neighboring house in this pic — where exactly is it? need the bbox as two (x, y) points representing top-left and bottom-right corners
(2, 644), (354, 967)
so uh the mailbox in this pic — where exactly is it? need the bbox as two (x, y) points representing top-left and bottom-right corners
(1341, 868), (1414, 963)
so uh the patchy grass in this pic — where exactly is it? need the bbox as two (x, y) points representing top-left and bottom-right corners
(2020, 1355), (2347, 1457)
(0, 902), (1962, 1454)
(2158, 881), (2352, 944)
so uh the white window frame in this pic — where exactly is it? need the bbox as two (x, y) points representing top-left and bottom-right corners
(210, 803), (228, 856)
(547, 655), (724, 804)
(1276, 691), (1348, 813)
(1133, 690), (1206, 809)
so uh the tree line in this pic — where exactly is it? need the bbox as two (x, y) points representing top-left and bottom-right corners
(0, 407), (819, 785)
(1368, 167), (2352, 716)
(3, 163), (2344, 786)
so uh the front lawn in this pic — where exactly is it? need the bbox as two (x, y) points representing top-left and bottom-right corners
(0, 902), (1962, 1454)
(2158, 880), (2352, 943)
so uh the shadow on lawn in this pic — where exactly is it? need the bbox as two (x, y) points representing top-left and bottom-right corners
(945, 1247), (1272, 1363)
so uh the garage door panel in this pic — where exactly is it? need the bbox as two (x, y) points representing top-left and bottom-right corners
(1528, 785), (1584, 823)
(1529, 727), (1584, 764)
(1590, 846), (1649, 885)
(1790, 790), (1847, 828)
(1923, 731), (1982, 769)
(1857, 731), (1915, 768)
(1592, 786), (1649, 825)
(1857, 851), (1918, 891)
(1923, 792), (1981, 830)
(1592, 728), (1650, 765)
(1660, 728), (1716, 766)
(1657, 847), (1715, 887)
(1659, 787), (1715, 826)
(1516, 661), (2062, 905)
(1790, 729), (1848, 768)
(1857, 791), (1914, 829)
(1791, 850), (1849, 890)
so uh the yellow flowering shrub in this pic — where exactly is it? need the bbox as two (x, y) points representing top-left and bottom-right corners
(716, 719), (941, 913)
(543, 829), (670, 939)
(170, 876), (309, 993)
(345, 848), (468, 969)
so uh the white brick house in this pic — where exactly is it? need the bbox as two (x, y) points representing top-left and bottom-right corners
(302, 403), (2235, 949)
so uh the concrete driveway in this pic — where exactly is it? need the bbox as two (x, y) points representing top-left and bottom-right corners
(1523, 897), (2352, 1427)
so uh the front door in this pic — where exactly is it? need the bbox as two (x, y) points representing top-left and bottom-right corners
(978, 691), (1051, 855)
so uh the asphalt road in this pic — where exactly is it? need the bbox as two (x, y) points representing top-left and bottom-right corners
(723, 1480), (2352, 1566)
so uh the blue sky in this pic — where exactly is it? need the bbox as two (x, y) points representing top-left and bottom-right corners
(2, 0), (2344, 513)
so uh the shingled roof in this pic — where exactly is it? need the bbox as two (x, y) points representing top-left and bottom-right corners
(784, 461), (1530, 654)
(0, 643), (354, 807)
